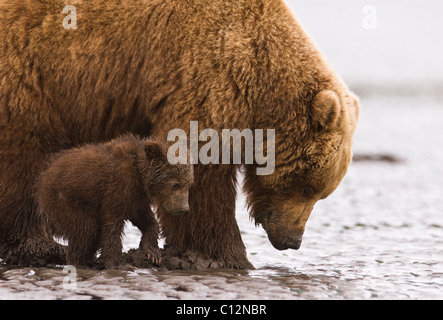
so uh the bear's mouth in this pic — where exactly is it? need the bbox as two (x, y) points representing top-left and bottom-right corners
(274, 237), (302, 250)
(259, 212), (304, 251)
(266, 232), (303, 251)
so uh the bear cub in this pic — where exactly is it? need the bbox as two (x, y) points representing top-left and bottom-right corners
(35, 134), (193, 269)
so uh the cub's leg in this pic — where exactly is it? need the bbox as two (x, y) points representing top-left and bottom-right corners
(99, 210), (126, 269)
(130, 208), (161, 266)
(65, 210), (100, 268)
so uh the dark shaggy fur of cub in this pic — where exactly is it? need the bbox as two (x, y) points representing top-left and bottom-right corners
(35, 134), (193, 269)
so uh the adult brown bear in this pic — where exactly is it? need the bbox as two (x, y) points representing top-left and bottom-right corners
(0, 0), (359, 268)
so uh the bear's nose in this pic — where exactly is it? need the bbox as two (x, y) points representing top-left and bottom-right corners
(285, 238), (302, 250)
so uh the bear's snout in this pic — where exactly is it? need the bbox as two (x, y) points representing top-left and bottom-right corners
(267, 231), (304, 251)
(283, 237), (302, 250)
(261, 200), (313, 251)
(178, 207), (189, 215)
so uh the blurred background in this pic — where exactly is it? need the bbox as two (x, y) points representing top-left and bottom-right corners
(285, 0), (443, 95)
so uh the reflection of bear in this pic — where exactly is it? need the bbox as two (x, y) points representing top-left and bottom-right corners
(0, 0), (358, 268)
(35, 135), (193, 269)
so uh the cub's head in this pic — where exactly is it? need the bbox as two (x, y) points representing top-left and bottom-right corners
(141, 141), (194, 215)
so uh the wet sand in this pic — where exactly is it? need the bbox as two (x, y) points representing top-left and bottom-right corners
(1, 95), (442, 300)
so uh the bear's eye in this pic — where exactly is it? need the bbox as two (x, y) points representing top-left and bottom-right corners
(172, 183), (181, 191)
(302, 186), (315, 198)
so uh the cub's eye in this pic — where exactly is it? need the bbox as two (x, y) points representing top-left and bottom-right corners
(172, 183), (181, 191)
(302, 186), (315, 198)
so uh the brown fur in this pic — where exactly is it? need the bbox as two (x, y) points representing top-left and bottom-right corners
(35, 134), (193, 268)
(0, 0), (358, 268)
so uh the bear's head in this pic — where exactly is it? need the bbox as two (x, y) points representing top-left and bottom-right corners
(140, 141), (194, 215)
(244, 89), (359, 250)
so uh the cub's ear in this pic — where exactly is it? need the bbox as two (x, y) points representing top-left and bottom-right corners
(310, 90), (341, 130)
(144, 142), (165, 160)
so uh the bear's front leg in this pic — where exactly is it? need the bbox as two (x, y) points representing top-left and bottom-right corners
(99, 216), (126, 269)
(0, 144), (67, 267)
(129, 208), (162, 266)
(159, 164), (253, 270)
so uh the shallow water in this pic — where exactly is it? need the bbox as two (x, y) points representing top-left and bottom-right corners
(1, 95), (443, 300)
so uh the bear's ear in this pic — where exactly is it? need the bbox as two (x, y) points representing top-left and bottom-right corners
(310, 90), (341, 130)
(144, 142), (165, 160)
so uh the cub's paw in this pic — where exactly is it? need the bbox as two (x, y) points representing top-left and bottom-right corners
(123, 248), (162, 269)
(144, 246), (162, 266)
